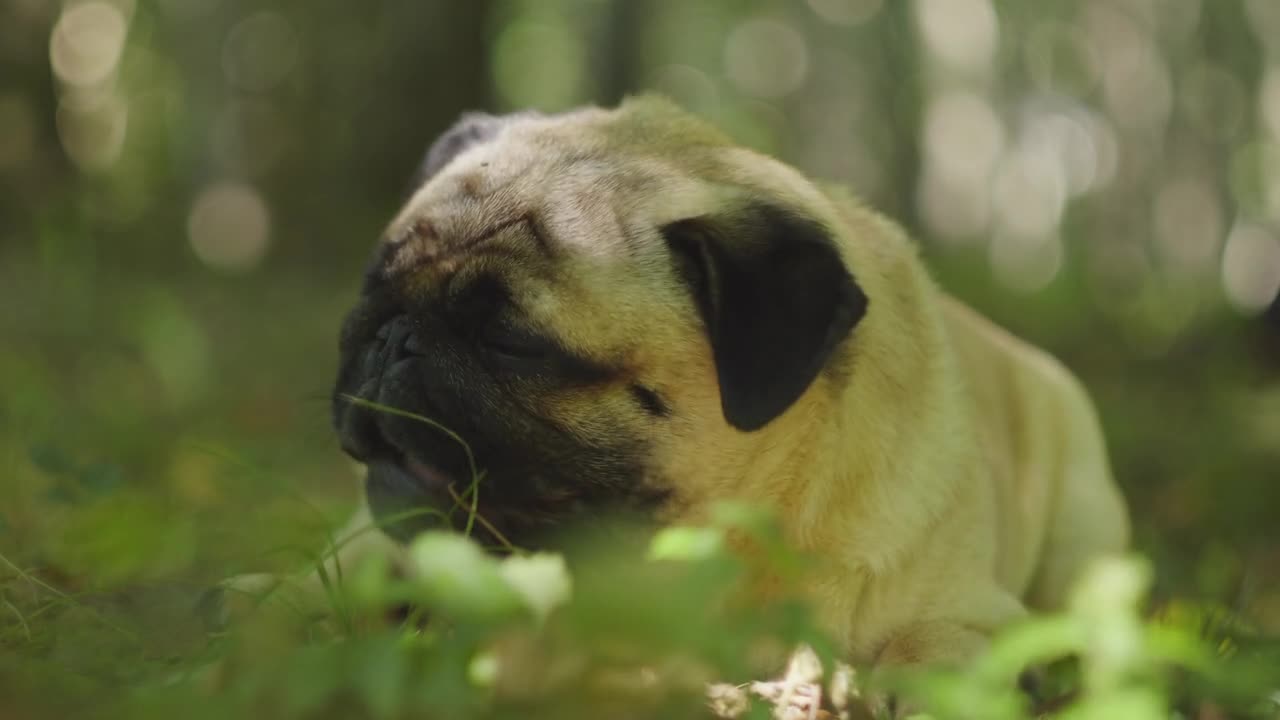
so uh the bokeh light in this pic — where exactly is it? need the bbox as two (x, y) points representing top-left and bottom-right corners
(917, 167), (990, 242)
(806, 0), (882, 27)
(1152, 177), (1223, 276)
(918, 90), (1003, 241)
(186, 181), (271, 273)
(1222, 222), (1280, 314)
(493, 18), (586, 110)
(923, 91), (1004, 190)
(1245, 0), (1280, 49)
(48, 0), (135, 173)
(49, 1), (128, 88)
(991, 140), (1067, 241)
(651, 64), (720, 115)
(1021, 109), (1104, 197)
(914, 0), (997, 75)
(55, 92), (128, 171)
(1023, 22), (1100, 95)
(724, 17), (809, 99)
(989, 232), (1063, 294)
(1096, 25), (1172, 132)
(1260, 66), (1280, 141)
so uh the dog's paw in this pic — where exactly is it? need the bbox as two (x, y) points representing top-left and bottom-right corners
(706, 645), (888, 719)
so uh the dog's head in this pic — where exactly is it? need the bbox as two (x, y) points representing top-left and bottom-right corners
(332, 97), (869, 548)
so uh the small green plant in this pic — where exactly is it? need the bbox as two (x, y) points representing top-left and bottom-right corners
(3, 402), (1278, 719)
(877, 555), (1278, 719)
(177, 508), (1280, 719)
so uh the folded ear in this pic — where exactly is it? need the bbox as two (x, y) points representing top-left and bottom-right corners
(409, 110), (539, 191)
(661, 203), (868, 431)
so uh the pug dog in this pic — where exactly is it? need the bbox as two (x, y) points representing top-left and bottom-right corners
(231, 96), (1130, 675)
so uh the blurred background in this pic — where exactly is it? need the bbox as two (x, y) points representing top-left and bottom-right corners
(3, 0), (1280, 682)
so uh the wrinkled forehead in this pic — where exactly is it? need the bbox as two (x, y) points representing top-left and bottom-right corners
(383, 104), (833, 260)
(383, 113), (718, 262)
(363, 110), (715, 348)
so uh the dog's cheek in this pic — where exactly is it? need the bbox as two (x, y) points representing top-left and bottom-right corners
(541, 389), (675, 488)
(438, 382), (670, 533)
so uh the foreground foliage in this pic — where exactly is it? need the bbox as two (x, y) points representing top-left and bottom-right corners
(2, 501), (1278, 720)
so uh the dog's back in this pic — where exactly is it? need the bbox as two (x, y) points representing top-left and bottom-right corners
(941, 297), (1130, 609)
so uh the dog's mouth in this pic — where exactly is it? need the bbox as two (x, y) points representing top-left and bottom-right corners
(364, 451), (467, 543)
(333, 377), (505, 544)
(401, 454), (457, 491)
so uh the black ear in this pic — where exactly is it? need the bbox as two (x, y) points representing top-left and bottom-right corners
(662, 203), (869, 431)
(409, 111), (537, 191)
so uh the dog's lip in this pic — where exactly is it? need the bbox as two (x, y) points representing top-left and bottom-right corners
(401, 454), (457, 491)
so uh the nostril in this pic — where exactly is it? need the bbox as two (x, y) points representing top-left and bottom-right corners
(364, 314), (432, 379)
(376, 313), (411, 342)
(372, 315), (414, 361)
(403, 332), (428, 356)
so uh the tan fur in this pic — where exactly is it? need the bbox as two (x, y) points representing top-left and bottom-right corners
(226, 95), (1130, 670)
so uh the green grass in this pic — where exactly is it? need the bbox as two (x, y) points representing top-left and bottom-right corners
(3, 487), (1279, 719)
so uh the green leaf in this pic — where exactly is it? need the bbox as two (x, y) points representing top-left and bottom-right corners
(279, 645), (341, 717)
(467, 650), (499, 688)
(28, 444), (75, 476)
(350, 636), (407, 720)
(497, 552), (572, 623)
(406, 532), (523, 622)
(647, 526), (725, 561)
(77, 463), (123, 495)
(347, 552), (395, 611)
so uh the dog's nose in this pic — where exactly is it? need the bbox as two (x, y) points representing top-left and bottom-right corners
(366, 315), (427, 377)
(335, 313), (432, 462)
(375, 314), (411, 347)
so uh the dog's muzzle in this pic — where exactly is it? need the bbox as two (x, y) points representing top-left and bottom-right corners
(333, 313), (471, 542)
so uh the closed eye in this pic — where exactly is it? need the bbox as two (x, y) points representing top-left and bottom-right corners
(477, 321), (556, 360)
(453, 275), (616, 382)
(476, 320), (617, 383)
